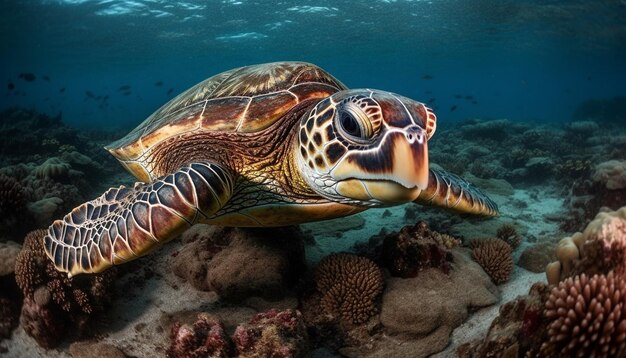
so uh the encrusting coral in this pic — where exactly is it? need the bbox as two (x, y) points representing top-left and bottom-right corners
(314, 253), (383, 325)
(381, 221), (459, 277)
(232, 309), (308, 358)
(546, 206), (626, 285)
(472, 238), (514, 285)
(167, 313), (231, 358)
(14, 230), (116, 347)
(540, 272), (626, 357)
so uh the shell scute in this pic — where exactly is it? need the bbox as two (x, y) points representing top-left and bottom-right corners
(107, 62), (345, 162)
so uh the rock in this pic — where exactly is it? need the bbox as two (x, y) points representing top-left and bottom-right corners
(517, 242), (556, 273)
(464, 173), (515, 197)
(27, 197), (63, 227)
(69, 341), (126, 358)
(171, 225), (305, 300)
(0, 241), (21, 276)
(346, 249), (498, 357)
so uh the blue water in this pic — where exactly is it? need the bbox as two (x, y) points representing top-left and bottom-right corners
(1, 0), (625, 129)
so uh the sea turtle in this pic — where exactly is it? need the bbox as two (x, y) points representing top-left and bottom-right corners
(44, 62), (498, 277)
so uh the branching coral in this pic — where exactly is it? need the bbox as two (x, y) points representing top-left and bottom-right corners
(547, 206), (626, 285)
(233, 309), (308, 358)
(314, 253), (383, 325)
(381, 221), (458, 278)
(167, 313), (231, 358)
(14, 229), (116, 347)
(496, 223), (521, 249)
(472, 238), (513, 285)
(540, 272), (626, 357)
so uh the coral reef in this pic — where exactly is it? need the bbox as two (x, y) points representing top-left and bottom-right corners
(547, 206), (626, 285)
(472, 238), (514, 285)
(167, 313), (231, 358)
(0, 174), (29, 238)
(0, 241), (23, 342)
(457, 282), (551, 357)
(233, 309), (308, 358)
(14, 230), (116, 347)
(495, 223), (521, 249)
(593, 159), (626, 190)
(314, 253), (383, 325)
(380, 221), (458, 277)
(540, 272), (626, 357)
(33, 157), (71, 180)
(171, 225), (305, 300)
(347, 249), (498, 357)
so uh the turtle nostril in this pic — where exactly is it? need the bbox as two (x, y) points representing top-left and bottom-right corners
(407, 134), (414, 141)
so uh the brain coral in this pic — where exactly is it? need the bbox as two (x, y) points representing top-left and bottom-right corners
(540, 272), (626, 357)
(472, 238), (514, 285)
(314, 253), (383, 325)
(33, 157), (71, 180)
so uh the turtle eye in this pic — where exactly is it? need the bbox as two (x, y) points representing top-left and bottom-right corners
(336, 103), (373, 143)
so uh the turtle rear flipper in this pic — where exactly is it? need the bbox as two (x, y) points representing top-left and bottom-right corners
(43, 163), (233, 277)
(414, 167), (499, 216)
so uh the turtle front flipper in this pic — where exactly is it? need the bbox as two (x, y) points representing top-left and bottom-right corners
(43, 163), (233, 277)
(414, 167), (499, 216)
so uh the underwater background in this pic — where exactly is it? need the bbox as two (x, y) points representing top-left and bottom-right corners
(1, 1), (626, 357)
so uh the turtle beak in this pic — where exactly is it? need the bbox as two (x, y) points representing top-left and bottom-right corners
(330, 127), (430, 190)
(390, 127), (429, 190)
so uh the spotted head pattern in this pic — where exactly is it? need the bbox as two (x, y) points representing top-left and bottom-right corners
(296, 89), (437, 206)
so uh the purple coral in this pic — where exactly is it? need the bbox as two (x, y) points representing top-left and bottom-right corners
(381, 221), (456, 277)
(233, 309), (308, 358)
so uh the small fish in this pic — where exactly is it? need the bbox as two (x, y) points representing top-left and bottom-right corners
(424, 90), (432, 94)
(59, 87), (66, 93)
(586, 76), (592, 81)
(472, 100), (478, 105)
(155, 81), (163, 87)
(18, 72), (36, 82)
(123, 91), (132, 96)
(118, 85), (131, 91)
(44, 97), (50, 101)
(85, 90), (95, 98)
(450, 105), (457, 112)
(464, 95), (474, 100)
(103, 95), (110, 100)
(43, 75), (50, 81)
(421, 74), (433, 80)
(428, 97), (436, 103)
(7, 82), (15, 90)
(454, 94), (462, 99)
(167, 88), (174, 95)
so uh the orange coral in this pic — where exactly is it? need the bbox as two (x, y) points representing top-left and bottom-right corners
(314, 253), (383, 325)
(540, 272), (626, 357)
(472, 238), (513, 285)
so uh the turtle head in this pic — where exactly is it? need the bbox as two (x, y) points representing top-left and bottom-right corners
(296, 89), (437, 206)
